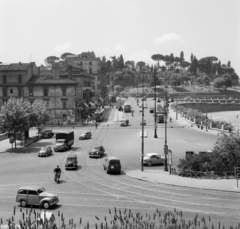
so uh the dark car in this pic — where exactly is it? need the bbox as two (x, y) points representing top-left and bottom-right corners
(41, 130), (54, 139)
(65, 154), (78, 170)
(149, 108), (154, 113)
(79, 132), (92, 140)
(103, 157), (121, 174)
(89, 146), (105, 158)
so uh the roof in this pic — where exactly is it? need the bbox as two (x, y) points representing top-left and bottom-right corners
(27, 75), (78, 85)
(146, 153), (161, 156)
(107, 156), (120, 161)
(18, 185), (43, 190)
(0, 62), (34, 71)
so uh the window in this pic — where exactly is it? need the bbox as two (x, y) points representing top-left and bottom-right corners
(3, 75), (6, 84)
(43, 88), (48, 96)
(89, 61), (92, 66)
(29, 88), (33, 96)
(18, 189), (27, 194)
(18, 75), (22, 84)
(89, 68), (92, 74)
(62, 100), (67, 109)
(10, 89), (13, 94)
(28, 190), (38, 195)
(62, 87), (66, 96)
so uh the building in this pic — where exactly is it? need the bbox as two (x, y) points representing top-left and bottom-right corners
(0, 62), (78, 125)
(65, 51), (107, 103)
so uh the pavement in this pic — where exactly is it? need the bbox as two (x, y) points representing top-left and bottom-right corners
(126, 106), (240, 193)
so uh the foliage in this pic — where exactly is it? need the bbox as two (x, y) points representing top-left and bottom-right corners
(4, 206), (240, 229)
(60, 52), (74, 60)
(44, 56), (59, 67)
(213, 77), (225, 89)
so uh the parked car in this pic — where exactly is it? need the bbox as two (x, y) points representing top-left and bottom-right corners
(16, 186), (59, 209)
(139, 153), (165, 166)
(38, 147), (53, 157)
(150, 108), (155, 113)
(79, 132), (91, 140)
(65, 154), (78, 170)
(103, 157), (121, 174)
(41, 130), (54, 139)
(89, 145), (105, 158)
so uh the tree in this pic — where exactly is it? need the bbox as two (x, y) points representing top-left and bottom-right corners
(44, 56), (59, 67)
(230, 73), (239, 86)
(118, 55), (124, 69)
(190, 53), (193, 63)
(136, 61), (145, 71)
(227, 61), (231, 67)
(222, 73), (232, 89)
(0, 97), (32, 148)
(60, 53), (74, 60)
(170, 53), (174, 64)
(213, 77), (225, 89)
(151, 54), (164, 67)
(180, 51), (184, 63)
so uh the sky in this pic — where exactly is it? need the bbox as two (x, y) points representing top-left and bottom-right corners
(1, 0), (240, 74)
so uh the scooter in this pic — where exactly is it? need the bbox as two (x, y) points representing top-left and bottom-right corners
(54, 172), (61, 184)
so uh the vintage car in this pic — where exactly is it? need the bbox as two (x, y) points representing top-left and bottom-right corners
(139, 153), (165, 166)
(103, 157), (121, 174)
(16, 186), (59, 209)
(79, 132), (92, 140)
(41, 130), (54, 139)
(65, 154), (78, 169)
(89, 145), (105, 158)
(38, 147), (53, 157)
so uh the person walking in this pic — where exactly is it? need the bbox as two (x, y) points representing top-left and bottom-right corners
(95, 122), (98, 128)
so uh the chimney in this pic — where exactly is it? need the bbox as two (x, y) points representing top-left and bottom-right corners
(52, 63), (60, 79)
(19, 62), (22, 66)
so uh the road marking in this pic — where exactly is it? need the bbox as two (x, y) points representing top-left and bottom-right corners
(0, 182), (47, 187)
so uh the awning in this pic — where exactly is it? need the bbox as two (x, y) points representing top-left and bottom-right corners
(88, 102), (95, 107)
(83, 103), (89, 108)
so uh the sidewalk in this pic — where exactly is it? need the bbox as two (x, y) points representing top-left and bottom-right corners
(126, 169), (240, 192)
(126, 106), (240, 192)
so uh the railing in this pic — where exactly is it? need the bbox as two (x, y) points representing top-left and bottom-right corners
(170, 168), (235, 179)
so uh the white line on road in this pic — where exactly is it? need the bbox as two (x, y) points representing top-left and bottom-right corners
(0, 182), (47, 187)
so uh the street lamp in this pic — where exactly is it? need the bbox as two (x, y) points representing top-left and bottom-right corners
(141, 70), (146, 172)
(153, 67), (158, 138)
(164, 86), (169, 172)
(205, 97), (208, 132)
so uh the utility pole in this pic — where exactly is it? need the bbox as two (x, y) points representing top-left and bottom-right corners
(164, 88), (168, 172)
(141, 72), (145, 172)
(205, 97), (208, 132)
(154, 68), (158, 138)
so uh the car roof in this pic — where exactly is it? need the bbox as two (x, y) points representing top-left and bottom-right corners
(107, 156), (120, 160)
(146, 153), (160, 156)
(93, 145), (102, 148)
(18, 186), (44, 191)
(67, 153), (77, 157)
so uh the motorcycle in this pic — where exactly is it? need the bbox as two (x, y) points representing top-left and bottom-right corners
(54, 172), (61, 183)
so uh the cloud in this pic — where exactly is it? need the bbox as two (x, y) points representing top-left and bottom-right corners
(155, 33), (185, 44)
(114, 44), (127, 52)
(55, 42), (72, 52)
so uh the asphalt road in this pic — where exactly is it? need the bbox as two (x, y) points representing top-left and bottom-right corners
(0, 97), (239, 227)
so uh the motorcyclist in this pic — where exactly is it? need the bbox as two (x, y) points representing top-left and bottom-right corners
(53, 165), (61, 182)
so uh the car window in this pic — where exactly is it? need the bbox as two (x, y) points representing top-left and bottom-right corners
(93, 147), (100, 150)
(109, 160), (120, 165)
(37, 188), (45, 194)
(47, 147), (51, 151)
(67, 158), (76, 162)
(28, 190), (38, 195)
(18, 189), (27, 194)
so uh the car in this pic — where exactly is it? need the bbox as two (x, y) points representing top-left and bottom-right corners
(139, 153), (165, 166)
(89, 145), (105, 158)
(41, 130), (54, 139)
(150, 108), (155, 113)
(140, 120), (146, 126)
(103, 157), (121, 174)
(16, 186), (59, 209)
(120, 119), (129, 127)
(79, 132), (92, 140)
(38, 147), (53, 157)
(65, 154), (78, 169)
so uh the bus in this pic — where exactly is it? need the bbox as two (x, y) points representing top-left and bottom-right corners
(94, 109), (105, 122)
(157, 114), (164, 123)
(123, 102), (131, 112)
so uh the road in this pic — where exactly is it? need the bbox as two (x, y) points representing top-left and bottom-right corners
(0, 97), (239, 227)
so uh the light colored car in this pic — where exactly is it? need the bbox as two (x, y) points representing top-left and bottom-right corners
(38, 147), (53, 157)
(16, 186), (59, 209)
(139, 153), (165, 166)
(79, 132), (91, 140)
(89, 146), (105, 158)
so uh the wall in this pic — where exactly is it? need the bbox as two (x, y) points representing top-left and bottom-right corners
(180, 102), (240, 113)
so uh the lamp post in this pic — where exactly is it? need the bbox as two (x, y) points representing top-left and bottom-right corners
(205, 97), (208, 132)
(176, 97), (178, 120)
(141, 70), (145, 172)
(153, 68), (158, 138)
(164, 87), (168, 172)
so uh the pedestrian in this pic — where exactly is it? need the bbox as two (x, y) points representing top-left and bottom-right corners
(170, 118), (172, 122)
(229, 128), (232, 133)
(237, 115), (238, 118)
(131, 110), (134, 116)
(95, 122), (98, 128)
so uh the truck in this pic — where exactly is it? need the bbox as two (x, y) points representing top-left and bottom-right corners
(54, 132), (74, 152)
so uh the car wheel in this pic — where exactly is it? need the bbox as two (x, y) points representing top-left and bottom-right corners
(20, 200), (27, 207)
(43, 202), (50, 209)
(147, 161), (152, 167)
